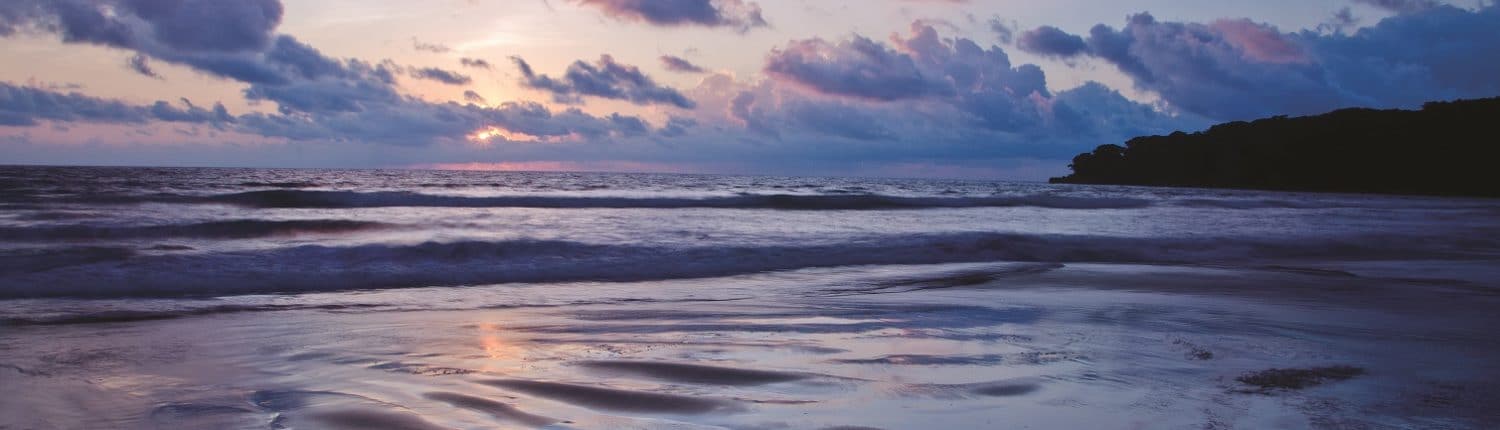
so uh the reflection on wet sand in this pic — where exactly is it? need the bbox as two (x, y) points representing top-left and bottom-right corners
(479, 379), (743, 414)
(2, 262), (1499, 428)
(424, 391), (557, 427)
(575, 360), (815, 386)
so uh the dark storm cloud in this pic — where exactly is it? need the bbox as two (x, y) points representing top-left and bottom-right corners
(1016, 26), (1087, 58)
(513, 55), (697, 109)
(410, 67), (473, 85)
(1012, 4), (1500, 121)
(660, 55), (707, 73)
(460, 57), (493, 69)
(573, 0), (767, 31)
(0, 82), (230, 126)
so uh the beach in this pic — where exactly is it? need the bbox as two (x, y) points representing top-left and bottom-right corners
(2, 166), (1498, 429)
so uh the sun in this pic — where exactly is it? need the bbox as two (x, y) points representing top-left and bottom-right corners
(468, 126), (541, 144)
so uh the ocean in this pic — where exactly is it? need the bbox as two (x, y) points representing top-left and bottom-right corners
(2, 166), (1498, 428)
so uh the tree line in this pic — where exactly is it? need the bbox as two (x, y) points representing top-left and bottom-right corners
(1051, 97), (1500, 197)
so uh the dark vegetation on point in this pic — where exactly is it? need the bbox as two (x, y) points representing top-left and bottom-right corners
(1051, 97), (1500, 197)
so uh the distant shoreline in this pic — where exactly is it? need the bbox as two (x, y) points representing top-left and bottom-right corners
(1050, 97), (1500, 198)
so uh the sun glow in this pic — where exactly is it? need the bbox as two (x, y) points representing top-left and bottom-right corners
(467, 126), (540, 144)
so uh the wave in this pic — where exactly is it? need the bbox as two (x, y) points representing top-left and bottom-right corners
(37, 189), (1496, 211)
(0, 220), (391, 241)
(235, 181), (320, 188)
(1173, 198), (1322, 209)
(0, 232), (1486, 298)
(1172, 197), (1500, 211)
(0, 246), (136, 276)
(0, 303), (387, 326)
(197, 190), (1154, 210)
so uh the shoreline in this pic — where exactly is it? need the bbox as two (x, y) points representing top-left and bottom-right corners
(4, 261), (1498, 429)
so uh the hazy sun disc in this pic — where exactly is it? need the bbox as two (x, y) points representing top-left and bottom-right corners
(468, 126), (541, 144)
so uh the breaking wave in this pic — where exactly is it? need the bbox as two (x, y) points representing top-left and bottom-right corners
(1, 232), (1485, 298)
(0, 219), (391, 240)
(49, 190), (1156, 210)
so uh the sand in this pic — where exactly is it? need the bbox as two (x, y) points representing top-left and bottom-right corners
(2, 261), (1499, 429)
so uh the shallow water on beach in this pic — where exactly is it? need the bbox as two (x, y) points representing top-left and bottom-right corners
(4, 263), (1499, 429)
(2, 166), (1499, 428)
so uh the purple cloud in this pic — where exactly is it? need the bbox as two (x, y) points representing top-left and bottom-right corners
(0, 0), (658, 145)
(740, 21), (1199, 149)
(411, 39), (451, 54)
(409, 67), (472, 86)
(0, 82), (231, 127)
(573, 0), (767, 31)
(460, 58), (492, 69)
(513, 55), (697, 109)
(1014, 5), (1500, 121)
(0, 0), (282, 52)
(988, 17), (1015, 44)
(463, 90), (486, 104)
(1017, 26), (1087, 58)
(764, 35), (950, 101)
(660, 55), (707, 73)
(126, 54), (161, 79)
(1354, 0), (1441, 14)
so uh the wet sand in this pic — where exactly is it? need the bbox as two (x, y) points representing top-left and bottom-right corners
(2, 261), (1500, 429)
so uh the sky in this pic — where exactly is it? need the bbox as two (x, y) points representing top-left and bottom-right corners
(1, 0), (1497, 179)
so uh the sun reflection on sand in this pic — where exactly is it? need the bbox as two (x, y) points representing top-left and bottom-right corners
(476, 322), (526, 371)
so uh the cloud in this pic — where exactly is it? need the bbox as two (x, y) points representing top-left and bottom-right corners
(126, 54), (161, 79)
(763, 22), (1088, 133)
(20, 0), (1493, 180)
(1353, 0), (1441, 14)
(1012, 5), (1500, 121)
(726, 89), (777, 137)
(988, 16), (1015, 44)
(658, 116), (696, 137)
(763, 34), (950, 101)
(512, 55), (696, 108)
(660, 55), (707, 73)
(784, 99), (892, 141)
(573, 0), (767, 31)
(0, 0), (282, 52)
(0, 82), (231, 127)
(463, 90), (486, 104)
(0, 1), (315, 86)
(700, 22), (1203, 159)
(460, 57), (492, 69)
(0, 0), (658, 146)
(1016, 26), (1087, 58)
(409, 67), (473, 85)
(412, 38), (451, 53)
